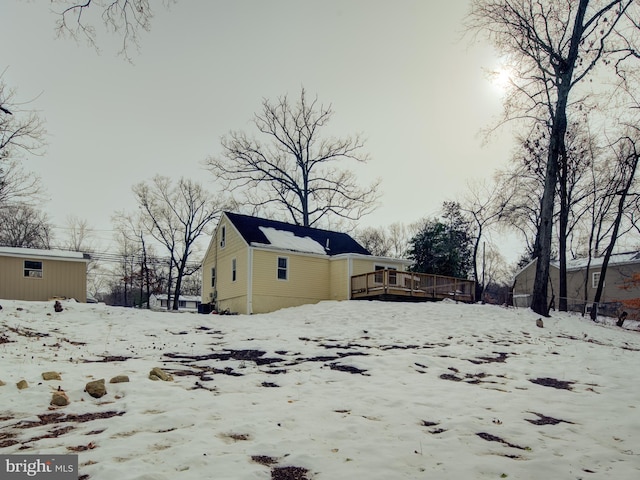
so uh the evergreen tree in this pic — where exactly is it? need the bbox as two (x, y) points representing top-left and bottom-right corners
(407, 203), (472, 278)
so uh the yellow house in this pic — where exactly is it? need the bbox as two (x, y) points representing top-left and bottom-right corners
(0, 246), (90, 302)
(201, 212), (413, 314)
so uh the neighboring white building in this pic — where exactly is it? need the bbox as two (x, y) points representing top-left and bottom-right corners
(149, 294), (202, 312)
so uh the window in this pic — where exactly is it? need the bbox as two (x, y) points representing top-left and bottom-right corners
(211, 267), (216, 288)
(277, 257), (288, 280)
(592, 272), (601, 289)
(179, 300), (186, 308)
(24, 260), (43, 278)
(232, 258), (237, 282)
(220, 225), (226, 248)
(374, 265), (397, 284)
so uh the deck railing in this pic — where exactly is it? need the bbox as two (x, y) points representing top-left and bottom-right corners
(351, 270), (475, 303)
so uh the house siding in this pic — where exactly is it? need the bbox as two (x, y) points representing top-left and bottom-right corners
(329, 258), (349, 300)
(0, 255), (87, 302)
(205, 217), (249, 314)
(251, 249), (330, 313)
(513, 257), (640, 313)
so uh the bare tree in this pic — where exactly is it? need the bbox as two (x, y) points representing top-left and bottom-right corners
(52, 0), (157, 60)
(207, 87), (381, 228)
(63, 215), (95, 251)
(459, 177), (514, 300)
(0, 75), (46, 206)
(467, 0), (640, 316)
(0, 203), (53, 248)
(590, 129), (640, 319)
(133, 175), (223, 310)
(354, 227), (392, 257)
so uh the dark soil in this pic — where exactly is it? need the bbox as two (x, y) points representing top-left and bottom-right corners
(526, 412), (574, 425)
(328, 363), (369, 375)
(529, 377), (575, 390)
(15, 411), (125, 428)
(251, 455), (279, 466)
(468, 352), (510, 364)
(271, 466), (309, 480)
(82, 355), (131, 363)
(476, 432), (527, 450)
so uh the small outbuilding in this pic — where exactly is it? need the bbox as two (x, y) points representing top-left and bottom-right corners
(149, 294), (202, 312)
(513, 251), (640, 316)
(0, 246), (90, 302)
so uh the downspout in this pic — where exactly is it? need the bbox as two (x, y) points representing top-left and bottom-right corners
(247, 246), (253, 314)
(347, 255), (353, 300)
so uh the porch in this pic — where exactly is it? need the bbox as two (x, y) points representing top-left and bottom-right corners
(350, 270), (475, 303)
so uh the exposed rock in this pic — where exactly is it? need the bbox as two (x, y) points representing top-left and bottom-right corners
(0, 379), (6, 386)
(51, 390), (70, 406)
(16, 379), (28, 390)
(85, 379), (107, 398)
(110, 375), (130, 384)
(42, 371), (62, 381)
(536, 318), (544, 328)
(149, 367), (173, 381)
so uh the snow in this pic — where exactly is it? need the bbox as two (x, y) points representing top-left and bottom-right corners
(0, 247), (88, 261)
(553, 250), (640, 271)
(1, 299), (640, 479)
(256, 227), (327, 255)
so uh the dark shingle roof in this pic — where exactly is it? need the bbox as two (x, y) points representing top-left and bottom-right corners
(224, 212), (370, 256)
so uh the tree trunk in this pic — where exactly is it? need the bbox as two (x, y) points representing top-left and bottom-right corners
(531, 0), (589, 317)
(559, 151), (569, 311)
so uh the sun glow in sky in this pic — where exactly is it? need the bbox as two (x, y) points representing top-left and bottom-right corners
(2, 1), (519, 260)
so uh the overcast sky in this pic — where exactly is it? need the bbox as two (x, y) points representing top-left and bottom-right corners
(3, 1), (518, 258)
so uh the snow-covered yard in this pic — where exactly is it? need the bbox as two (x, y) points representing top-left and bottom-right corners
(1, 299), (639, 479)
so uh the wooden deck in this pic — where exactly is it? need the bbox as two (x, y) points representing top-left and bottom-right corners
(351, 271), (475, 303)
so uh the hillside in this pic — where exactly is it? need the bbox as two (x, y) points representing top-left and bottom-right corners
(1, 299), (639, 479)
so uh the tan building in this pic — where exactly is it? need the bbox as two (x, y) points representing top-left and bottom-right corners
(513, 251), (640, 316)
(201, 212), (414, 314)
(0, 246), (90, 302)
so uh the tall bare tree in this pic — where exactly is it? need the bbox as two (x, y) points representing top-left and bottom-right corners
(133, 176), (223, 310)
(467, 0), (640, 316)
(459, 177), (514, 300)
(0, 76), (45, 206)
(0, 203), (52, 248)
(590, 129), (640, 319)
(207, 87), (381, 228)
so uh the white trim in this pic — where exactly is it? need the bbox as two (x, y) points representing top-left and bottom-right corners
(247, 247), (253, 314)
(0, 246), (89, 263)
(347, 256), (353, 299)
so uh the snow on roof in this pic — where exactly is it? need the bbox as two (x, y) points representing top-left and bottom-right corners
(151, 294), (202, 302)
(256, 226), (328, 255)
(0, 246), (89, 261)
(553, 251), (640, 271)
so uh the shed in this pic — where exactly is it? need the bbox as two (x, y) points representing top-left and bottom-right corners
(0, 246), (90, 302)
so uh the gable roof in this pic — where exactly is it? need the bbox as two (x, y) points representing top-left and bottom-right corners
(0, 246), (90, 262)
(224, 212), (371, 256)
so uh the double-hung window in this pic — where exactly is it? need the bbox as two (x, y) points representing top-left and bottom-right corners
(277, 257), (288, 280)
(220, 225), (226, 248)
(211, 267), (216, 288)
(592, 272), (601, 289)
(232, 258), (237, 282)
